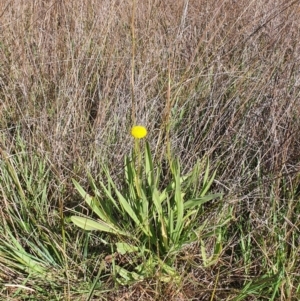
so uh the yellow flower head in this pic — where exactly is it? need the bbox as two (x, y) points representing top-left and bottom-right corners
(131, 125), (147, 139)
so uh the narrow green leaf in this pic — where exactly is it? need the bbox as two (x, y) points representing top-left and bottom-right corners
(0, 149), (26, 202)
(173, 160), (184, 243)
(140, 188), (150, 234)
(203, 158), (210, 185)
(152, 187), (163, 215)
(150, 186), (168, 248)
(200, 239), (208, 266)
(100, 165), (126, 210)
(115, 265), (144, 282)
(72, 179), (112, 223)
(116, 242), (139, 255)
(114, 189), (150, 235)
(101, 165), (151, 236)
(12, 250), (47, 274)
(184, 193), (222, 210)
(71, 216), (130, 237)
(200, 163), (217, 197)
(125, 156), (138, 201)
(145, 142), (155, 187)
(2, 233), (47, 275)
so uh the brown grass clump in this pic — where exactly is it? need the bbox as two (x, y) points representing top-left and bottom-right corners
(0, 0), (300, 300)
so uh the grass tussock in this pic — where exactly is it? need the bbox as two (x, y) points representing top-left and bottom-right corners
(0, 0), (300, 300)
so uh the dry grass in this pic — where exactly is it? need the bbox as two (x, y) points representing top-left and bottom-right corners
(0, 0), (300, 300)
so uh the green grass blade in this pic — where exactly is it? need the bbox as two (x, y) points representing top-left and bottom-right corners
(2, 234), (47, 275)
(173, 159), (184, 243)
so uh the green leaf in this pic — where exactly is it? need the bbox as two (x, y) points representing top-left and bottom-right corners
(2, 233), (47, 275)
(115, 189), (151, 236)
(72, 179), (111, 223)
(173, 159), (184, 243)
(115, 265), (144, 284)
(125, 156), (138, 201)
(103, 161), (152, 236)
(98, 173), (121, 211)
(139, 187), (150, 234)
(116, 242), (139, 255)
(12, 249), (47, 274)
(71, 216), (130, 237)
(145, 142), (155, 187)
(184, 193), (222, 210)
(200, 160), (217, 197)
(152, 187), (168, 248)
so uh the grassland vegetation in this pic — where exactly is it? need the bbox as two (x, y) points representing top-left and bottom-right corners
(0, 0), (300, 300)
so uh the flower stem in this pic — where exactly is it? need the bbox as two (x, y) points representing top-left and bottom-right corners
(134, 138), (142, 198)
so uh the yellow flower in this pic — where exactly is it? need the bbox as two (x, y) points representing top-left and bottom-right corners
(131, 125), (147, 139)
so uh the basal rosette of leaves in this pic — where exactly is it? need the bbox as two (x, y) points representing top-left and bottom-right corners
(71, 128), (231, 284)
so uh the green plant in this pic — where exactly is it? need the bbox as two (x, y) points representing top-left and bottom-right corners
(71, 126), (231, 284)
